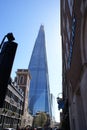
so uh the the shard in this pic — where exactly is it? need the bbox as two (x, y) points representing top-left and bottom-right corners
(28, 25), (51, 116)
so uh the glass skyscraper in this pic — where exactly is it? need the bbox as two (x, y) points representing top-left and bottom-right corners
(28, 25), (51, 116)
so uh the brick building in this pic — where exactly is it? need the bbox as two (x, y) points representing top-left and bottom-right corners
(16, 69), (33, 128)
(60, 0), (87, 130)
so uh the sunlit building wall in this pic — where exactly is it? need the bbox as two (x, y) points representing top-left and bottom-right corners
(50, 93), (55, 121)
(0, 80), (24, 129)
(16, 69), (33, 127)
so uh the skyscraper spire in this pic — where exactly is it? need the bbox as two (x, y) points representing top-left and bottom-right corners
(40, 24), (44, 30)
(28, 25), (51, 116)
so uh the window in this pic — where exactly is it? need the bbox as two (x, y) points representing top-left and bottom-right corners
(19, 75), (24, 84)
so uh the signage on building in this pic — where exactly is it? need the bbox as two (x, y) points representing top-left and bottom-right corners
(68, 15), (76, 69)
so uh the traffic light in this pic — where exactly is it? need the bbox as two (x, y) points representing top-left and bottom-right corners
(0, 33), (18, 107)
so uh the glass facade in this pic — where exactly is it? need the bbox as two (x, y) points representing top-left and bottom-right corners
(28, 25), (51, 116)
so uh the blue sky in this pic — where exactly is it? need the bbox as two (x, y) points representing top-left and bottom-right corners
(0, 0), (62, 122)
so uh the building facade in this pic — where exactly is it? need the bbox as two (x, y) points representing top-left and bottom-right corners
(60, 0), (87, 130)
(28, 25), (51, 117)
(50, 94), (56, 128)
(16, 69), (33, 128)
(50, 94), (55, 121)
(0, 79), (24, 129)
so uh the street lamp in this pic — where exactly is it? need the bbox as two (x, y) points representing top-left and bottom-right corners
(0, 33), (18, 107)
(57, 93), (64, 110)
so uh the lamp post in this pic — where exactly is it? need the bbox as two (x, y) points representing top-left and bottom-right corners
(0, 33), (18, 107)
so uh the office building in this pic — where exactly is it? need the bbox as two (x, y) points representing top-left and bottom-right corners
(50, 94), (56, 128)
(28, 25), (51, 116)
(0, 79), (24, 129)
